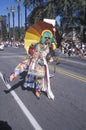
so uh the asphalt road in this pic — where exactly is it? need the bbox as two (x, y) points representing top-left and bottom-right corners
(0, 47), (86, 130)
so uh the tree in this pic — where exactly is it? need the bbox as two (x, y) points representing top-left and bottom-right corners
(23, 0), (31, 30)
(15, 0), (21, 39)
(23, 0), (86, 42)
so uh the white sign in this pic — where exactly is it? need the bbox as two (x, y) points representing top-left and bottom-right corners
(43, 18), (56, 26)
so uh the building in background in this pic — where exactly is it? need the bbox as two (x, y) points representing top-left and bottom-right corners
(0, 15), (7, 41)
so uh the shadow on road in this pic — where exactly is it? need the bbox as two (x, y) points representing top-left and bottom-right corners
(0, 121), (12, 130)
(4, 71), (36, 96)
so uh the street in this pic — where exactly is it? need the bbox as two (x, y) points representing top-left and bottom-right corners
(0, 47), (86, 130)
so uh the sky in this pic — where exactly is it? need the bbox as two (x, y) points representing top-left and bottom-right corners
(0, 0), (26, 27)
(0, 0), (60, 27)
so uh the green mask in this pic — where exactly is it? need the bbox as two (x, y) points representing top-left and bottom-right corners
(40, 31), (54, 44)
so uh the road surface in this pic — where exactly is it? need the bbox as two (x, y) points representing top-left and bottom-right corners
(0, 47), (86, 130)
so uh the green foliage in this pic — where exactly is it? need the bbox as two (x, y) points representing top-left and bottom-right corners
(23, 0), (86, 26)
(23, 0), (86, 42)
(2, 23), (7, 41)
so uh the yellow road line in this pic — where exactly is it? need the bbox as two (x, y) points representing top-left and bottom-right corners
(20, 56), (86, 83)
(49, 65), (86, 83)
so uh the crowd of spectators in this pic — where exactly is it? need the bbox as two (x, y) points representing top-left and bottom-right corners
(61, 40), (86, 57)
(1, 39), (86, 59)
(0, 41), (24, 48)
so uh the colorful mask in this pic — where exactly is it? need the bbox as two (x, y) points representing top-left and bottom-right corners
(40, 30), (54, 44)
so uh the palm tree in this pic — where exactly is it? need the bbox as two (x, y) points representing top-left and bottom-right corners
(11, 6), (15, 42)
(7, 7), (11, 39)
(23, 0), (30, 30)
(15, 0), (21, 39)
